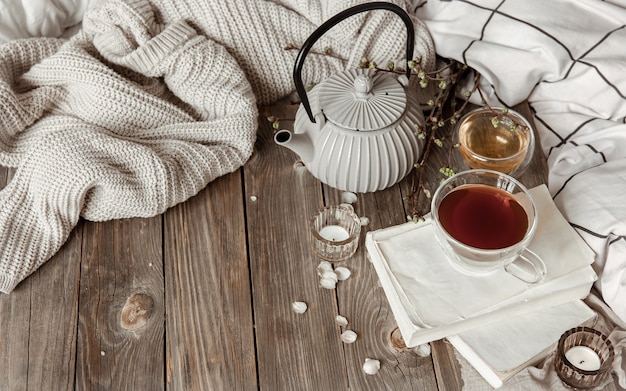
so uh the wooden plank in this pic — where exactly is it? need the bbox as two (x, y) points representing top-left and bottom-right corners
(76, 217), (164, 390)
(0, 166), (81, 391)
(19, 224), (82, 391)
(0, 285), (31, 391)
(430, 339), (465, 391)
(164, 172), (257, 390)
(325, 186), (440, 390)
(245, 104), (349, 390)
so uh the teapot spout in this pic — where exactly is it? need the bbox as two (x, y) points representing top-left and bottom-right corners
(274, 130), (314, 163)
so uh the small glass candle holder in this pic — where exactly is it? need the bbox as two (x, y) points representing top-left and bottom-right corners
(456, 107), (534, 176)
(554, 326), (615, 390)
(310, 205), (361, 262)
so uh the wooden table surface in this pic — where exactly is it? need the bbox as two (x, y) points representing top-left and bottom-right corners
(0, 101), (622, 391)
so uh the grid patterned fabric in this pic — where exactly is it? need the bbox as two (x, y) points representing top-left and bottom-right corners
(413, 0), (626, 324)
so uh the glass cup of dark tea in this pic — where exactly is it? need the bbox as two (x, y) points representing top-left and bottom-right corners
(456, 107), (534, 176)
(431, 169), (546, 284)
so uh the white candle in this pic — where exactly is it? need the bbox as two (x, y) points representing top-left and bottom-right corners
(318, 225), (350, 242)
(565, 346), (601, 371)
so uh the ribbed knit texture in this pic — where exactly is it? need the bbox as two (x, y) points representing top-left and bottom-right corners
(0, 0), (435, 293)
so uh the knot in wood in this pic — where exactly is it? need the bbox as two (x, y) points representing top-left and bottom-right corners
(389, 327), (408, 352)
(120, 293), (155, 331)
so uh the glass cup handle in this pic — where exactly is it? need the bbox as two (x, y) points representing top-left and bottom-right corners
(504, 249), (547, 284)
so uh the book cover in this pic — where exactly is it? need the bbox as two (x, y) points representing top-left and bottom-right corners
(447, 300), (596, 388)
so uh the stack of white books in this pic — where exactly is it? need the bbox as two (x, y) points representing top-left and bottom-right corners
(365, 185), (598, 388)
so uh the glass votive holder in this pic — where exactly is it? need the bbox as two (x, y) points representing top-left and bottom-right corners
(554, 326), (615, 390)
(310, 205), (361, 262)
(456, 106), (534, 176)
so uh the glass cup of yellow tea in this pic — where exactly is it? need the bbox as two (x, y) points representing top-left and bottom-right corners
(456, 107), (534, 176)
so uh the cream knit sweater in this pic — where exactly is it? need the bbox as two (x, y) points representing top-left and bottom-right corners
(0, 0), (434, 292)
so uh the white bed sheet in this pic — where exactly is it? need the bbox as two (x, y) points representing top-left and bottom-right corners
(0, 0), (89, 43)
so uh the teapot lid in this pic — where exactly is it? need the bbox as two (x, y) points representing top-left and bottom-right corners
(318, 69), (406, 131)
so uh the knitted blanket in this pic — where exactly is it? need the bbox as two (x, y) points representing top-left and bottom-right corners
(0, 0), (435, 292)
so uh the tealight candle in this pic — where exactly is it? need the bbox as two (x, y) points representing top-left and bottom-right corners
(310, 205), (361, 262)
(565, 346), (601, 371)
(554, 327), (614, 390)
(318, 225), (350, 242)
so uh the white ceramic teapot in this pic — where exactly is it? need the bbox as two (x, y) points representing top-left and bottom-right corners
(274, 2), (426, 193)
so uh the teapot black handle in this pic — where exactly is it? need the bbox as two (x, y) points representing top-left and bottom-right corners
(294, 2), (415, 123)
